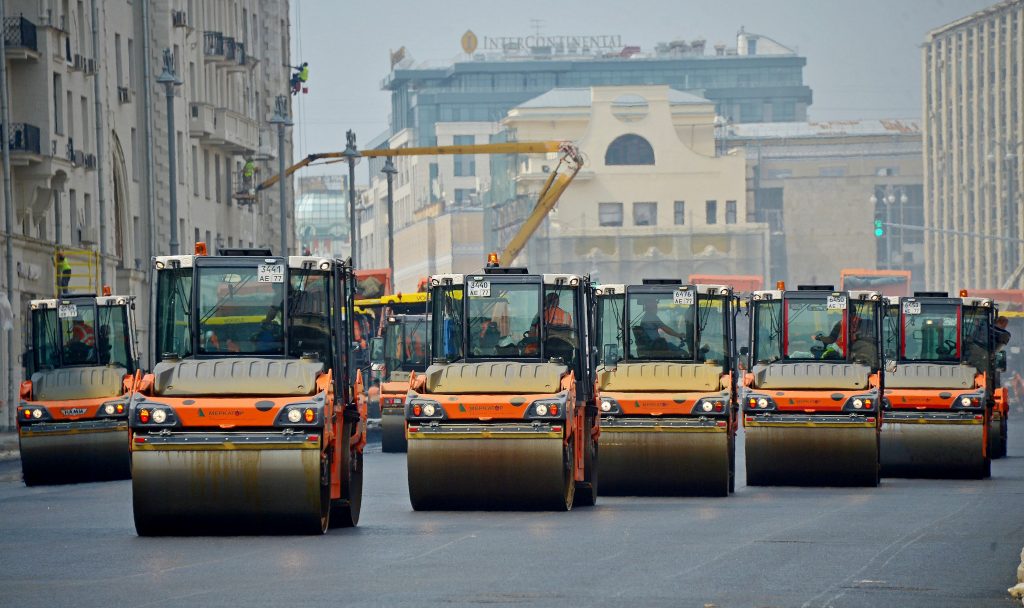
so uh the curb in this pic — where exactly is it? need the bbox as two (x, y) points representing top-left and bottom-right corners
(0, 449), (18, 463)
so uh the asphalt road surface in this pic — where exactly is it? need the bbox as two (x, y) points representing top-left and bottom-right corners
(0, 423), (1022, 608)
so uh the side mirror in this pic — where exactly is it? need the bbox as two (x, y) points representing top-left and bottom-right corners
(603, 344), (619, 370)
(369, 336), (384, 364)
(739, 346), (749, 357)
(885, 358), (898, 374)
(996, 350), (1007, 372)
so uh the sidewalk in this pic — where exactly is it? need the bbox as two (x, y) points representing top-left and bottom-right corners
(0, 432), (18, 462)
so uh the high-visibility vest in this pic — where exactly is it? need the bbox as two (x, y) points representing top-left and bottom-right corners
(544, 306), (571, 326)
(242, 162), (255, 178)
(58, 259), (72, 274)
(298, 66), (309, 82)
(71, 322), (95, 347)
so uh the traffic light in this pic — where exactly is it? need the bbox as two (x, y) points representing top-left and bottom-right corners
(874, 219), (885, 238)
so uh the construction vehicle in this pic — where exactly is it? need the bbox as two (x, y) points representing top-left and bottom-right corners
(405, 258), (598, 509)
(594, 281), (738, 496)
(17, 292), (140, 485)
(239, 140), (583, 268)
(743, 284), (884, 486)
(957, 288), (1020, 459)
(370, 311), (429, 452)
(129, 246), (365, 534)
(840, 268), (912, 297)
(879, 291), (1000, 478)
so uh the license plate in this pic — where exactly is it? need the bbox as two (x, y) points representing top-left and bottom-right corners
(58, 304), (78, 319)
(673, 290), (695, 305)
(257, 264), (284, 283)
(467, 280), (490, 297)
(903, 300), (921, 315)
(826, 295), (847, 310)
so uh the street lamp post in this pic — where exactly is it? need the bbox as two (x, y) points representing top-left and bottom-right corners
(268, 95), (292, 257)
(870, 185), (908, 270)
(342, 131), (360, 268)
(156, 49), (182, 255)
(382, 156), (397, 280)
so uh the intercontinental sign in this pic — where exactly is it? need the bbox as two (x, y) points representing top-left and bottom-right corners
(461, 30), (623, 54)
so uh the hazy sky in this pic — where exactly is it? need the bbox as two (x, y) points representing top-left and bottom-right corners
(288, 0), (994, 182)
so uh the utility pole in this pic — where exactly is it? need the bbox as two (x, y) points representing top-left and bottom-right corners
(382, 156), (397, 281)
(268, 95), (292, 256)
(343, 131), (360, 268)
(90, 0), (106, 285)
(0, 0), (17, 430)
(156, 49), (181, 255)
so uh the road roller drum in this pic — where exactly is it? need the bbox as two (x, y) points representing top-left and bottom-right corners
(880, 418), (986, 478)
(407, 426), (573, 510)
(745, 421), (879, 487)
(19, 424), (130, 485)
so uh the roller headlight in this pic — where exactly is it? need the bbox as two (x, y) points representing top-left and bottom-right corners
(32, 408), (43, 419)
(407, 399), (444, 420)
(853, 398), (864, 409)
(535, 404), (549, 416)
(953, 394), (982, 409)
(104, 404), (116, 415)
(151, 409), (167, 424)
(287, 409), (302, 423)
(757, 398), (768, 408)
(422, 403), (436, 417)
(744, 395), (776, 412)
(702, 402), (714, 412)
(960, 397), (972, 407)
(601, 400), (612, 412)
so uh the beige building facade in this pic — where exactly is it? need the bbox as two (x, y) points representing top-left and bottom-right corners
(0, 0), (294, 427)
(923, 0), (1024, 291)
(495, 85), (767, 283)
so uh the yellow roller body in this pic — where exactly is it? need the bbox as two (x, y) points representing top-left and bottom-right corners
(19, 421), (129, 485)
(407, 424), (572, 510)
(599, 418), (730, 496)
(381, 409), (407, 453)
(744, 416), (879, 486)
(131, 433), (326, 534)
(880, 413), (986, 478)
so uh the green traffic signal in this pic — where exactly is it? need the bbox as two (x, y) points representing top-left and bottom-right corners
(874, 219), (885, 238)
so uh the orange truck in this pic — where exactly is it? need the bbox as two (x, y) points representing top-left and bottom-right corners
(840, 268), (911, 297)
(370, 310), (429, 452)
(17, 293), (140, 485)
(594, 281), (738, 496)
(742, 284), (884, 486)
(129, 247), (365, 534)
(880, 292), (1000, 478)
(405, 265), (598, 510)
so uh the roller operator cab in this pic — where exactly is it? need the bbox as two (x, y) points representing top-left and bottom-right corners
(18, 295), (140, 485)
(129, 250), (364, 535)
(743, 286), (884, 487)
(594, 282), (738, 496)
(880, 293), (999, 478)
(405, 267), (598, 510)
(370, 313), (430, 452)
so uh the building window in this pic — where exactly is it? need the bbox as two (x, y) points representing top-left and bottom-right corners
(131, 128), (139, 181)
(605, 134), (655, 165)
(177, 131), (184, 185)
(633, 202), (657, 226)
(818, 166), (846, 177)
(726, 200), (737, 224)
(53, 73), (63, 135)
(192, 146), (199, 194)
(127, 39), (135, 90)
(599, 202), (623, 227)
(875, 166), (899, 177)
(453, 135), (475, 177)
(203, 150), (210, 199)
(214, 154), (222, 203)
(706, 200), (718, 225)
(674, 201), (685, 225)
(194, 228), (200, 246)
(454, 188), (473, 205)
(115, 34), (123, 87)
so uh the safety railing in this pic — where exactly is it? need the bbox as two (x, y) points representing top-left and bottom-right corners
(2, 16), (37, 51)
(54, 248), (100, 297)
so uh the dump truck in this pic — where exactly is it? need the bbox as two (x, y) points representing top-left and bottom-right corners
(129, 247), (364, 534)
(405, 262), (598, 509)
(879, 291), (1000, 478)
(370, 312), (429, 452)
(743, 284), (884, 486)
(594, 281), (738, 496)
(17, 293), (140, 485)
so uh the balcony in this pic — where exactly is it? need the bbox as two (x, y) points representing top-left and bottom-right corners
(211, 107), (258, 154)
(3, 16), (39, 60)
(227, 41), (248, 72)
(189, 102), (215, 138)
(2, 123), (42, 165)
(203, 31), (224, 61)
